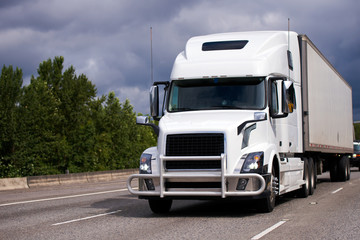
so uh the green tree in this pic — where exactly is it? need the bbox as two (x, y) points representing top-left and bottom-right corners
(13, 57), (98, 175)
(0, 65), (23, 176)
(15, 75), (63, 176)
(96, 93), (156, 170)
(355, 123), (360, 140)
(0, 56), (157, 177)
(57, 64), (97, 172)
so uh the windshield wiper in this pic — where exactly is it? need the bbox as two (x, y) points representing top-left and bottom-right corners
(172, 108), (194, 112)
(209, 105), (246, 110)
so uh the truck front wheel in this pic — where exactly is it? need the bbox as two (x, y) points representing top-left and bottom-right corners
(258, 164), (277, 213)
(148, 198), (173, 214)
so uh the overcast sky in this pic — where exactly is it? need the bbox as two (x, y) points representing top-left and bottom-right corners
(1, 0), (359, 120)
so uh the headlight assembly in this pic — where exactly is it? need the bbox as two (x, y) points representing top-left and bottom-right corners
(139, 153), (155, 190)
(241, 152), (264, 173)
(139, 153), (152, 174)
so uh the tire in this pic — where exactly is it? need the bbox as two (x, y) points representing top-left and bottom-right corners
(308, 157), (315, 195)
(330, 159), (338, 182)
(298, 158), (309, 198)
(258, 164), (277, 213)
(337, 156), (349, 182)
(313, 157), (318, 189)
(346, 158), (351, 181)
(148, 198), (172, 214)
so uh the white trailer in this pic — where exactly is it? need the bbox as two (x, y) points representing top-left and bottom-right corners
(127, 31), (353, 213)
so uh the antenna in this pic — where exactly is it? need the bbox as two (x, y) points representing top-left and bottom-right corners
(288, 18), (290, 51)
(287, 18), (293, 76)
(150, 27), (154, 86)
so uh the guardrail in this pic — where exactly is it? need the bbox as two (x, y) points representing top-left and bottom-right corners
(0, 169), (137, 191)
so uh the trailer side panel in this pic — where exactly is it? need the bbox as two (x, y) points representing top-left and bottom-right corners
(300, 35), (353, 154)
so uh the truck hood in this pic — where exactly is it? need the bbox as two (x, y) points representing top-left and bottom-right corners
(160, 110), (258, 134)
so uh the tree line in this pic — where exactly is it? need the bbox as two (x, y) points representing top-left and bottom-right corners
(0, 56), (156, 178)
(355, 123), (360, 140)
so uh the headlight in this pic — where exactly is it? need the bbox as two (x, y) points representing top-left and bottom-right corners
(241, 152), (264, 173)
(139, 153), (152, 174)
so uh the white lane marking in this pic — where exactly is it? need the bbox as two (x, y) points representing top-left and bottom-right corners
(251, 220), (287, 240)
(0, 188), (136, 207)
(331, 187), (343, 194)
(52, 210), (122, 226)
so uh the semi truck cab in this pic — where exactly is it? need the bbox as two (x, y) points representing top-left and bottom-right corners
(127, 31), (352, 213)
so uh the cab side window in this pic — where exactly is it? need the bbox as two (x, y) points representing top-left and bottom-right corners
(271, 81), (279, 114)
(286, 83), (296, 113)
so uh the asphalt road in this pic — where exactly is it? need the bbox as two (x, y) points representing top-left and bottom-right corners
(1, 170), (360, 240)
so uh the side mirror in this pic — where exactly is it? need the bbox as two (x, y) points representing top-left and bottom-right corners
(270, 79), (289, 118)
(136, 116), (150, 124)
(150, 86), (159, 118)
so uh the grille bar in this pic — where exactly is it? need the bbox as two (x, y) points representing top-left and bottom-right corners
(166, 133), (224, 157)
(165, 182), (221, 189)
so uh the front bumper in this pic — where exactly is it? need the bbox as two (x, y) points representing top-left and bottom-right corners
(350, 157), (360, 167)
(127, 154), (267, 199)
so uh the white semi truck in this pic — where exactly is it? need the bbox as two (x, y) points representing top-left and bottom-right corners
(127, 31), (353, 213)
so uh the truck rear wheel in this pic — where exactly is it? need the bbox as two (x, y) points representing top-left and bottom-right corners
(308, 157), (315, 195)
(298, 158), (309, 198)
(148, 198), (172, 214)
(346, 158), (351, 181)
(330, 159), (339, 182)
(337, 156), (350, 182)
(313, 157), (318, 189)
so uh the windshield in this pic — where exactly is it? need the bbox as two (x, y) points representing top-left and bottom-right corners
(168, 77), (265, 112)
(354, 143), (360, 151)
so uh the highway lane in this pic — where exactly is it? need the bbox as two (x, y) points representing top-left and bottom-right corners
(1, 170), (359, 240)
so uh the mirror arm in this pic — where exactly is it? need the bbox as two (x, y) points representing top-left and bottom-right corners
(136, 116), (160, 136)
(148, 123), (159, 136)
(136, 122), (159, 136)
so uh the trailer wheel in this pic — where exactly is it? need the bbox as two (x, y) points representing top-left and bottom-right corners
(308, 157), (315, 195)
(258, 164), (277, 213)
(346, 158), (351, 181)
(298, 158), (309, 198)
(337, 156), (350, 182)
(313, 158), (318, 189)
(148, 198), (172, 214)
(330, 159), (338, 182)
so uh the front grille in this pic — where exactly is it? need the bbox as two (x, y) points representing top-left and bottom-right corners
(165, 160), (221, 170)
(166, 133), (224, 156)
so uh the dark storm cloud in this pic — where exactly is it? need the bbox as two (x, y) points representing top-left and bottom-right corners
(0, 0), (26, 8)
(0, 0), (359, 118)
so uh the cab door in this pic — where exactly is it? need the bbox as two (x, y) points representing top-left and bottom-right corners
(269, 78), (302, 191)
